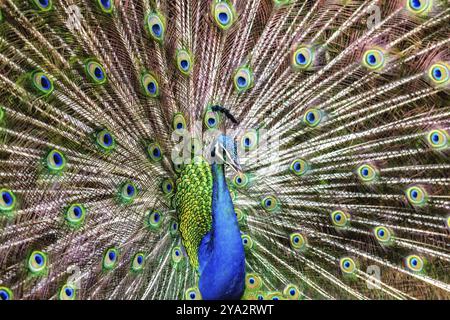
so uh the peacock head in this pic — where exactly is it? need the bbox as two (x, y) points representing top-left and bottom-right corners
(211, 134), (241, 173)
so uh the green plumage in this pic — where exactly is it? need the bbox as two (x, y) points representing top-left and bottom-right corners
(175, 157), (213, 269)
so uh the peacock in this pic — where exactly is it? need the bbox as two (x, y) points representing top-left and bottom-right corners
(0, 0), (449, 301)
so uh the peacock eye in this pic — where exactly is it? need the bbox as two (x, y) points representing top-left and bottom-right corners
(374, 226), (393, 244)
(0, 189), (16, 212)
(331, 210), (350, 228)
(261, 195), (279, 212)
(289, 232), (307, 251)
(85, 60), (107, 84)
(65, 203), (86, 227)
(131, 252), (145, 272)
(147, 142), (163, 162)
(267, 292), (283, 300)
(241, 234), (253, 250)
(427, 129), (448, 149)
(0, 287), (13, 300)
(169, 220), (179, 237)
(290, 158), (309, 176)
(120, 182), (138, 203)
(97, 0), (114, 14)
(203, 108), (221, 129)
(146, 12), (166, 42)
(283, 284), (301, 300)
(245, 273), (262, 290)
(428, 62), (449, 85)
(146, 210), (163, 230)
(233, 173), (249, 189)
(32, 0), (53, 11)
(235, 208), (246, 224)
(47, 149), (67, 172)
(141, 73), (160, 98)
(103, 247), (118, 270)
(303, 108), (323, 127)
(340, 257), (357, 274)
(161, 178), (174, 196)
(172, 113), (187, 134)
(405, 255), (425, 273)
(185, 287), (201, 300)
(28, 251), (48, 274)
(357, 164), (378, 182)
(407, 0), (432, 15)
(362, 48), (386, 71)
(176, 49), (193, 75)
(31, 71), (54, 95)
(212, 0), (236, 30)
(292, 45), (314, 70)
(406, 185), (428, 206)
(233, 66), (254, 92)
(171, 246), (184, 265)
(58, 284), (76, 300)
(240, 130), (258, 151)
(96, 129), (115, 151)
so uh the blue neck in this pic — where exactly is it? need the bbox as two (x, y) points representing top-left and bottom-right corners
(198, 163), (246, 300)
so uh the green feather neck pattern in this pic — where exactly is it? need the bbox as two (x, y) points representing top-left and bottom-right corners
(175, 157), (213, 269)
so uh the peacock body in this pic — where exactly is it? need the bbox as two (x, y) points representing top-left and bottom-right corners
(0, 0), (449, 300)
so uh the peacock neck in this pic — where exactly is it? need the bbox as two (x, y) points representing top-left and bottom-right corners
(198, 163), (246, 300)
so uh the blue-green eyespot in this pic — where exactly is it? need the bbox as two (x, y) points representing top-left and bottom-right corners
(290, 158), (309, 176)
(303, 108), (323, 127)
(241, 234), (253, 250)
(267, 292), (284, 300)
(406, 185), (428, 206)
(428, 62), (449, 86)
(28, 250), (48, 275)
(233, 173), (250, 189)
(233, 66), (254, 92)
(161, 178), (174, 196)
(357, 164), (379, 182)
(31, 71), (54, 95)
(102, 247), (118, 270)
(141, 73), (160, 98)
(0, 189), (16, 212)
(171, 246), (184, 265)
(427, 129), (449, 149)
(290, 232), (307, 251)
(374, 226), (394, 245)
(185, 287), (201, 300)
(119, 182), (138, 203)
(84, 59), (107, 84)
(245, 273), (263, 291)
(211, 0), (236, 30)
(292, 45), (314, 70)
(404, 254), (425, 273)
(65, 203), (86, 228)
(261, 195), (279, 212)
(235, 208), (246, 224)
(0, 286), (13, 300)
(131, 252), (145, 272)
(203, 107), (221, 129)
(176, 49), (193, 75)
(32, 0), (53, 12)
(331, 210), (350, 228)
(172, 113), (187, 134)
(406, 0), (432, 15)
(283, 284), (301, 300)
(340, 257), (357, 275)
(169, 220), (179, 237)
(146, 209), (163, 230)
(96, 129), (115, 152)
(240, 129), (259, 151)
(96, 0), (114, 14)
(362, 48), (386, 71)
(46, 149), (66, 172)
(58, 283), (76, 300)
(147, 142), (163, 162)
(146, 12), (166, 42)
